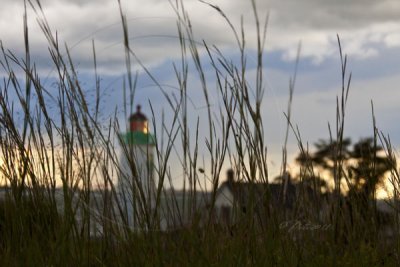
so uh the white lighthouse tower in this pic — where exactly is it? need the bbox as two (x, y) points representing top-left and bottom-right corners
(118, 105), (156, 229)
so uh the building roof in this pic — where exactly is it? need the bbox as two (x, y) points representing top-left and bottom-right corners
(129, 105), (147, 122)
(216, 180), (297, 210)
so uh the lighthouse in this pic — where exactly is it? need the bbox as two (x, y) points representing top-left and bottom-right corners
(118, 105), (156, 229)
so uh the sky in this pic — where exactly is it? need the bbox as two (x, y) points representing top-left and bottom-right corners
(1, 0), (400, 191)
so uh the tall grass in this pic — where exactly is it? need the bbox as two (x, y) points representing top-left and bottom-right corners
(0, 0), (398, 265)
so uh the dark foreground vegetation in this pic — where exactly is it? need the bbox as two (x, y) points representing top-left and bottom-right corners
(0, 0), (399, 265)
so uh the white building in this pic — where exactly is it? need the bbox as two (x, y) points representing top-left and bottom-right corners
(118, 105), (156, 229)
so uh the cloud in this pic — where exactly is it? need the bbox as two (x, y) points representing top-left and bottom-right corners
(208, 0), (400, 62)
(1, 0), (400, 77)
(1, 0), (400, 183)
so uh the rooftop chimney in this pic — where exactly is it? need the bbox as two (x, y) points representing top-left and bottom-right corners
(227, 169), (234, 184)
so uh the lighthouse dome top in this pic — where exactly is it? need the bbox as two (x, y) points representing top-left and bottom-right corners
(121, 104), (155, 145)
(129, 105), (147, 122)
(128, 105), (150, 134)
